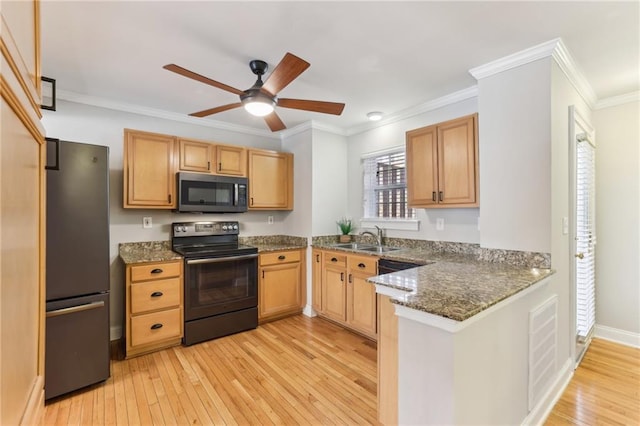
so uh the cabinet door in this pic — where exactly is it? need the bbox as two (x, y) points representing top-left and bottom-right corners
(347, 271), (377, 336)
(124, 130), (176, 208)
(248, 149), (293, 210)
(321, 265), (347, 322)
(311, 249), (323, 312)
(377, 294), (398, 424)
(406, 125), (439, 207)
(178, 138), (212, 173)
(437, 115), (477, 205)
(259, 263), (302, 320)
(215, 145), (246, 176)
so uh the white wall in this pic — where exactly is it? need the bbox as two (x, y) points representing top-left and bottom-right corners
(593, 101), (640, 338)
(311, 128), (348, 235)
(42, 100), (284, 338)
(477, 58), (552, 253)
(346, 98), (480, 242)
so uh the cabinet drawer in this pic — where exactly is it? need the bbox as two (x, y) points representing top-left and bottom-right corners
(131, 278), (181, 314)
(130, 261), (181, 282)
(349, 255), (378, 275)
(324, 252), (347, 268)
(260, 250), (301, 266)
(130, 308), (181, 347)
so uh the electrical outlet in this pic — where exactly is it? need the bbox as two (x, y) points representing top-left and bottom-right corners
(143, 217), (152, 229)
(267, 215), (274, 225)
(436, 218), (445, 231)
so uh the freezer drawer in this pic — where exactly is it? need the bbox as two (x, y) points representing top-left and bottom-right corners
(45, 293), (110, 399)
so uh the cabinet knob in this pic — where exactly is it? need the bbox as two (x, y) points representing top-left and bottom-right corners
(278, 255), (286, 260)
(150, 291), (163, 297)
(150, 268), (163, 274)
(150, 323), (163, 330)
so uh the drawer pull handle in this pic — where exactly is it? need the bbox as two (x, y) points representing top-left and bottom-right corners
(439, 191), (443, 202)
(151, 291), (163, 298)
(348, 274), (353, 283)
(331, 257), (338, 262)
(150, 268), (163, 274)
(316, 254), (320, 262)
(150, 323), (163, 330)
(278, 255), (286, 260)
(358, 263), (366, 268)
(432, 191), (436, 202)
(340, 272), (344, 282)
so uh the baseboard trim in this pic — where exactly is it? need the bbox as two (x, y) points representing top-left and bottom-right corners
(521, 357), (573, 426)
(594, 324), (640, 348)
(20, 375), (44, 426)
(302, 304), (317, 318)
(110, 325), (122, 341)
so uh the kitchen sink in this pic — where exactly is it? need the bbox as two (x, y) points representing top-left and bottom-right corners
(331, 242), (375, 250)
(358, 246), (402, 253)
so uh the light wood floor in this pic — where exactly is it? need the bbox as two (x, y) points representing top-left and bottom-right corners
(546, 338), (640, 425)
(43, 315), (379, 425)
(44, 317), (639, 425)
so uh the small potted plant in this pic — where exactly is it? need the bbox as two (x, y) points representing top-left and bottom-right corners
(337, 218), (353, 243)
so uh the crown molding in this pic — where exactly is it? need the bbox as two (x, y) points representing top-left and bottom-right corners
(279, 119), (347, 139)
(595, 90), (640, 110)
(469, 38), (597, 108)
(345, 85), (478, 136)
(56, 89), (278, 139)
(469, 38), (560, 80)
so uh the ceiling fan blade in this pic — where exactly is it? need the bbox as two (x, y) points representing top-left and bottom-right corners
(278, 98), (345, 115)
(164, 64), (244, 95)
(189, 102), (242, 118)
(261, 53), (310, 96)
(264, 111), (287, 132)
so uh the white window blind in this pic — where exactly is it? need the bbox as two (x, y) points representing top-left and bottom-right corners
(576, 137), (596, 341)
(363, 150), (415, 219)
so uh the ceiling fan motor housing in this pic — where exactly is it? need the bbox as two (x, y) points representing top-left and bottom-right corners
(249, 60), (268, 76)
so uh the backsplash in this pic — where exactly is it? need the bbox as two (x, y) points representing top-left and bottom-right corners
(311, 235), (551, 269)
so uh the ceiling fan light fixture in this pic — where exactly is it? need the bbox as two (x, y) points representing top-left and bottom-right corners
(241, 90), (276, 117)
(367, 111), (383, 121)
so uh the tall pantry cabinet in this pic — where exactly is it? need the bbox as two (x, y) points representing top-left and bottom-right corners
(1, 1), (47, 424)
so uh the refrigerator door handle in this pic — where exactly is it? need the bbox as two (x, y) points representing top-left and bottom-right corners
(46, 301), (105, 318)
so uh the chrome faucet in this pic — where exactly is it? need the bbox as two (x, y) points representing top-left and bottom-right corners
(360, 225), (384, 247)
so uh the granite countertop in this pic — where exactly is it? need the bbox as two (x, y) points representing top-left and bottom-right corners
(313, 241), (554, 322)
(239, 235), (308, 253)
(119, 241), (182, 264)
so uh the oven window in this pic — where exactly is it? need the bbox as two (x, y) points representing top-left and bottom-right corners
(185, 256), (257, 319)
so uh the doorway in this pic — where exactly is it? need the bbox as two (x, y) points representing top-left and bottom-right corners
(569, 106), (596, 366)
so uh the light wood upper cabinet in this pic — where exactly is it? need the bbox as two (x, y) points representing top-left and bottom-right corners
(178, 138), (212, 173)
(177, 139), (246, 176)
(215, 144), (246, 176)
(247, 149), (293, 210)
(124, 129), (176, 209)
(258, 249), (305, 322)
(406, 113), (478, 208)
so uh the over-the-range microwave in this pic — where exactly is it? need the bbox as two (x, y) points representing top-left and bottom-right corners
(176, 172), (248, 213)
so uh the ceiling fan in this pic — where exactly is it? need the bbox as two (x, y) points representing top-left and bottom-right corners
(163, 52), (345, 132)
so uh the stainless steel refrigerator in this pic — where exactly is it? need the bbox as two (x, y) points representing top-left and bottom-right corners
(45, 138), (110, 400)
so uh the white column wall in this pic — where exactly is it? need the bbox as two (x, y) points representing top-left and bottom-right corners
(477, 58), (552, 253)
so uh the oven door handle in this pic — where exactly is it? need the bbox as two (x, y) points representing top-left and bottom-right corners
(186, 253), (258, 265)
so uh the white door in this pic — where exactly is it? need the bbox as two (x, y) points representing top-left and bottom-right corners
(569, 106), (596, 365)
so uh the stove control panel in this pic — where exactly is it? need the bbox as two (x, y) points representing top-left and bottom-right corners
(172, 221), (239, 237)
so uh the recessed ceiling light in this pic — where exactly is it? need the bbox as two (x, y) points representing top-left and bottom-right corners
(367, 111), (383, 121)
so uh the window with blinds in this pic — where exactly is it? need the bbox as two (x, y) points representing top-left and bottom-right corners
(363, 150), (415, 219)
(576, 136), (596, 341)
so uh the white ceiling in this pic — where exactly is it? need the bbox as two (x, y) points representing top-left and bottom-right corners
(40, 1), (639, 134)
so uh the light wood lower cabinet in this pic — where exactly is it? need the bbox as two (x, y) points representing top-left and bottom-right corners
(377, 294), (398, 424)
(258, 249), (306, 322)
(311, 248), (323, 312)
(125, 260), (183, 358)
(317, 250), (378, 339)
